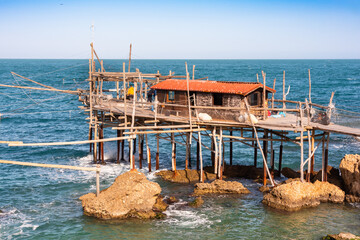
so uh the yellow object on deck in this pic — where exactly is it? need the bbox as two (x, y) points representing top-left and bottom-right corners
(127, 87), (134, 96)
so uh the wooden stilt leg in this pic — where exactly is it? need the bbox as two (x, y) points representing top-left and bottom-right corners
(101, 126), (104, 164)
(263, 131), (268, 186)
(278, 144), (283, 177)
(156, 134), (159, 170)
(271, 149), (275, 179)
(117, 130), (120, 164)
(254, 142), (258, 167)
(188, 133), (192, 169)
(139, 135), (143, 169)
(121, 131), (125, 161)
(145, 134), (151, 172)
(196, 140), (200, 171)
(185, 132), (189, 170)
(89, 126), (93, 153)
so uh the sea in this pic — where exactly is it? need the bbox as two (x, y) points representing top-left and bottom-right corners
(0, 59), (359, 239)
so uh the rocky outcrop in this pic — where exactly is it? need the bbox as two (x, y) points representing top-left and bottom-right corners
(79, 171), (167, 219)
(312, 166), (344, 189)
(322, 232), (360, 240)
(204, 165), (278, 180)
(193, 179), (250, 195)
(345, 194), (360, 203)
(281, 167), (300, 179)
(188, 197), (204, 208)
(155, 169), (217, 183)
(262, 180), (345, 211)
(340, 154), (360, 198)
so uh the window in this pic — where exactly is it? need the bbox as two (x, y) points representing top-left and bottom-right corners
(249, 93), (259, 106)
(213, 93), (223, 106)
(167, 91), (175, 102)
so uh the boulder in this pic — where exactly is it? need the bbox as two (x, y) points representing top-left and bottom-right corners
(262, 180), (345, 211)
(204, 165), (278, 180)
(165, 196), (179, 204)
(155, 169), (217, 183)
(193, 179), (250, 195)
(312, 166), (344, 189)
(345, 194), (360, 203)
(79, 171), (166, 219)
(281, 167), (300, 179)
(188, 196), (204, 208)
(322, 232), (360, 240)
(339, 154), (360, 197)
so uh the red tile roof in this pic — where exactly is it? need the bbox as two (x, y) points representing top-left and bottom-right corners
(151, 79), (276, 96)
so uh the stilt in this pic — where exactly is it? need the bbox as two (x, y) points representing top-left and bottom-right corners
(254, 142), (258, 167)
(171, 133), (175, 171)
(196, 140), (200, 171)
(263, 130), (268, 186)
(211, 135), (215, 167)
(310, 130), (315, 174)
(321, 133), (325, 181)
(100, 125), (104, 164)
(197, 130), (204, 183)
(156, 134), (160, 170)
(121, 131), (125, 161)
(188, 133), (192, 168)
(324, 149), (328, 182)
(89, 125), (93, 153)
(229, 130), (233, 165)
(278, 143), (283, 177)
(218, 127), (223, 179)
(116, 130), (120, 164)
(271, 149), (275, 178)
(185, 132), (189, 170)
(139, 135), (143, 169)
(145, 134), (151, 172)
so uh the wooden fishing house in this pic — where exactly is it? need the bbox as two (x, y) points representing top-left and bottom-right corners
(151, 79), (276, 121)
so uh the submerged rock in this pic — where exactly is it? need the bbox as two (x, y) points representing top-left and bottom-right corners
(312, 166), (344, 189)
(155, 169), (217, 183)
(339, 154), (360, 197)
(79, 171), (166, 220)
(204, 165), (278, 180)
(322, 232), (360, 240)
(165, 196), (179, 204)
(193, 179), (250, 195)
(262, 180), (345, 211)
(281, 167), (300, 179)
(345, 194), (360, 203)
(188, 196), (204, 208)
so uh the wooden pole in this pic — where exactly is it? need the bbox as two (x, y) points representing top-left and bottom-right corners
(139, 135), (143, 169)
(121, 131), (125, 161)
(254, 142), (258, 167)
(192, 65), (195, 80)
(262, 71), (267, 120)
(218, 127), (223, 179)
(310, 130), (315, 174)
(145, 134), (151, 172)
(229, 130), (233, 166)
(321, 133), (325, 181)
(117, 130), (121, 163)
(263, 130), (268, 186)
(283, 71), (286, 109)
(100, 125), (104, 165)
(271, 78), (276, 109)
(96, 167), (100, 197)
(156, 134), (160, 170)
(278, 143), (283, 177)
(185, 132), (189, 170)
(189, 133), (192, 168)
(128, 43), (132, 72)
(196, 140), (200, 171)
(89, 125), (93, 153)
(198, 130), (204, 182)
(308, 69), (312, 104)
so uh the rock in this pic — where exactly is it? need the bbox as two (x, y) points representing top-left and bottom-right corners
(340, 154), (360, 197)
(322, 232), (360, 240)
(312, 166), (344, 189)
(79, 171), (165, 220)
(153, 195), (168, 212)
(204, 165), (278, 180)
(262, 180), (345, 211)
(193, 179), (250, 195)
(155, 169), (217, 183)
(345, 194), (360, 203)
(188, 196), (204, 208)
(258, 185), (271, 193)
(281, 167), (300, 179)
(165, 196), (179, 204)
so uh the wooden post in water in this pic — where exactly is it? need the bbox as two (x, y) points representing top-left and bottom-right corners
(188, 132), (192, 169)
(89, 126), (93, 153)
(263, 130), (268, 186)
(229, 130), (233, 166)
(254, 142), (258, 167)
(156, 134), (160, 170)
(196, 140), (200, 171)
(139, 135), (143, 169)
(100, 125), (105, 164)
(116, 130), (120, 164)
(310, 130), (315, 174)
(145, 134), (151, 172)
(121, 130), (125, 161)
(278, 143), (283, 177)
(185, 132), (189, 170)
(283, 71), (286, 109)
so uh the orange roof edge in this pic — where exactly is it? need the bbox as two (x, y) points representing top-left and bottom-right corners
(151, 79), (276, 95)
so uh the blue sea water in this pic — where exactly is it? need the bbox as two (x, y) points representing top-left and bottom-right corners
(0, 59), (359, 239)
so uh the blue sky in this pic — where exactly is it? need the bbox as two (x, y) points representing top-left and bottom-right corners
(0, 0), (359, 59)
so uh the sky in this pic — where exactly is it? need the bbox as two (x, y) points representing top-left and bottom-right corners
(0, 0), (359, 59)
